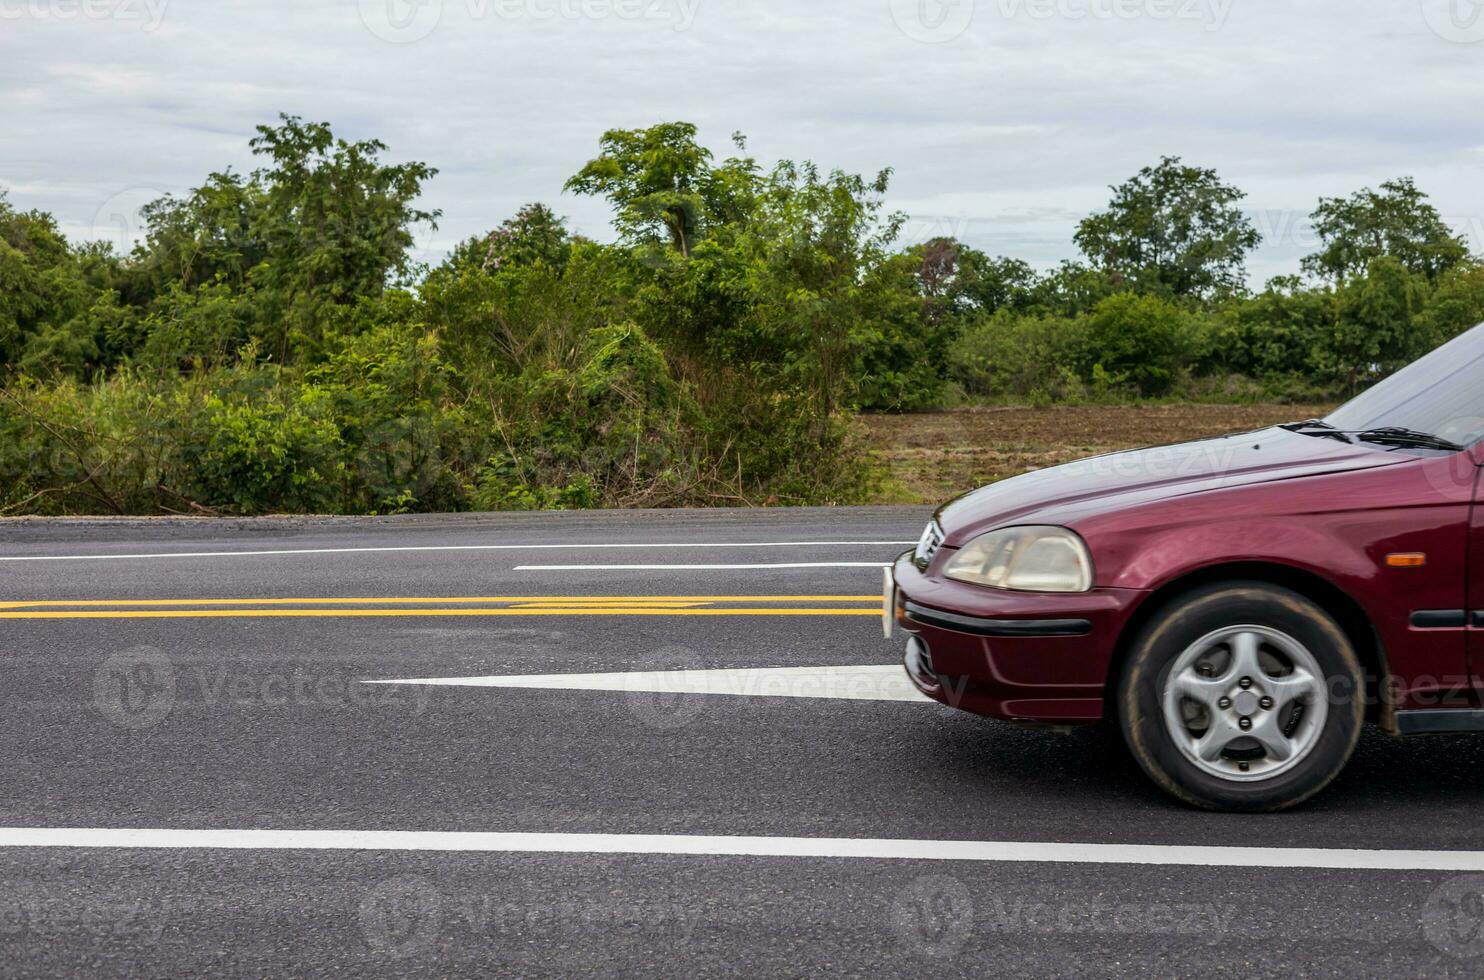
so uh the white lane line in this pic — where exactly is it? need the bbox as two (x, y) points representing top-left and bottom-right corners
(0, 542), (916, 564)
(2, 828), (1483, 870)
(365, 664), (933, 703)
(514, 563), (894, 571)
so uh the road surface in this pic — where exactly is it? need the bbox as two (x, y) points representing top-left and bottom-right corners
(2, 508), (1483, 977)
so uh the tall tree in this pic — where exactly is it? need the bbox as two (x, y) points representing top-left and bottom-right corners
(565, 123), (714, 258)
(1074, 156), (1261, 300)
(246, 115), (440, 360)
(565, 123), (761, 259)
(0, 192), (109, 375)
(1302, 177), (1469, 284)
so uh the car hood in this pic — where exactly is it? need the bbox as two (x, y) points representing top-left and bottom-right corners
(935, 426), (1411, 544)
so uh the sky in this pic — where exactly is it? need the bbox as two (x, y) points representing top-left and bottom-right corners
(2, 0), (1482, 284)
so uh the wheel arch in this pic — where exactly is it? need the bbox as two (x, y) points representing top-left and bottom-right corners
(1105, 561), (1394, 729)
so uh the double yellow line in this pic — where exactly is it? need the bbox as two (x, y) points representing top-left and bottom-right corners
(0, 596), (884, 620)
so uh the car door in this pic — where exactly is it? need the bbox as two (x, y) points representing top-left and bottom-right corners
(1470, 445), (1484, 695)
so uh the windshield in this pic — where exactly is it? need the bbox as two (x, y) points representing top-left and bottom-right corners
(1325, 322), (1484, 448)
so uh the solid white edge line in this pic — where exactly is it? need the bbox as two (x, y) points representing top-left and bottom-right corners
(0, 542), (916, 563)
(514, 563), (895, 571)
(0, 828), (1482, 871)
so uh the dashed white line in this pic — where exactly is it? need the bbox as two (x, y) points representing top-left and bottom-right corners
(514, 563), (895, 571)
(1, 828), (1481, 870)
(0, 542), (916, 563)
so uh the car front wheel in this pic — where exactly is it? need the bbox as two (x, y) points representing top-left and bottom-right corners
(1118, 581), (1365, 812)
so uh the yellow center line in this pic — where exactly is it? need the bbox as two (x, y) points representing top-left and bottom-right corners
(506, 601), (712, 609)
(0, 608), (884, 620)
(0, 595), (882, 610)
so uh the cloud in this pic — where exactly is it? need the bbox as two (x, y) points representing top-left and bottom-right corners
(2, 0), (1480, 281)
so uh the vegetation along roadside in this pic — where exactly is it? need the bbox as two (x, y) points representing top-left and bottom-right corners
(2, 117), (1479, 514)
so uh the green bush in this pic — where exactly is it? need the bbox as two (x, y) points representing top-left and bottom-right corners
(182, 380), (344, 513)
(946, 310), (1089, 401)
(1080, 293), (1191, 397)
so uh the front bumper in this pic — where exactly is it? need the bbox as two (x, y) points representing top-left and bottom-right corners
(890, 553), (1144, 724)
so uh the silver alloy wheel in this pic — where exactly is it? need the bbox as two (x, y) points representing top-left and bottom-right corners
(1160, 625), (1328, 782)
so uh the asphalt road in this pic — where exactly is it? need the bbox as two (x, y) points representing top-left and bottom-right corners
(4, 508), (1484, 977)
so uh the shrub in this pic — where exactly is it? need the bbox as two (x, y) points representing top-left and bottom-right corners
(1080, 292), (1191, 397)
(946, 310), (1089, 401)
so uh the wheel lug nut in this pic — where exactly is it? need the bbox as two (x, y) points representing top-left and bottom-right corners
(1239, 717), (1252, 731)
(1218, 697), (1232, 710)
(1238, 762), (1250, 773)
(1260, 697), (1274, 711)
(1239, 677), (1254, 690)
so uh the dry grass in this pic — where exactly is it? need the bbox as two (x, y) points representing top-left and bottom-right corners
(859, 403), (1337, 504)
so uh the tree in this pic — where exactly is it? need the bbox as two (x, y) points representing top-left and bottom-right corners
(1417, 260), (1484, 348)
(1302, 178), (1470, 284)
(1206, 276), (1332, 380)
(122, 116), (440, 367)
(1322, 256), (1429, 390)
(565, 122), (761, 259)
(0, 192), (108, 376)
(1023, 260), (1119, 317)
(246, 115), (440, 361)
(912, 238), (1038, 319)
(725, 160), (904, 417)
(1074, 157), (1261, 300)
(127, 171), (264, 302)
(446, 203), (576, 273)
(565, 123), (714, 258)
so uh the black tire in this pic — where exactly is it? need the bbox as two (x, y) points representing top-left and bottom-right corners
(1118, 581), (1364, 812)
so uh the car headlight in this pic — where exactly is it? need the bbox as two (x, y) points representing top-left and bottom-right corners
(943, 526), (1093, 593)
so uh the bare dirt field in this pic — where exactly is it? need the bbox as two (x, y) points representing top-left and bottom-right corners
(860, 403), (1337, 504)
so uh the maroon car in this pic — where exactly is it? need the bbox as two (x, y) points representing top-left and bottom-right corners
(892, 322), (1484, 811)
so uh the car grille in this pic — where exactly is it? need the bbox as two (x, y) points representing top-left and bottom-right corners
(914, 520), (944, 570)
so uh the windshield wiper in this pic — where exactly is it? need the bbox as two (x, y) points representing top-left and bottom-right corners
(1281, 420), (1355, 444)
(1353, 427), (1465, 453)
(1281, 420), (1464, 452)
